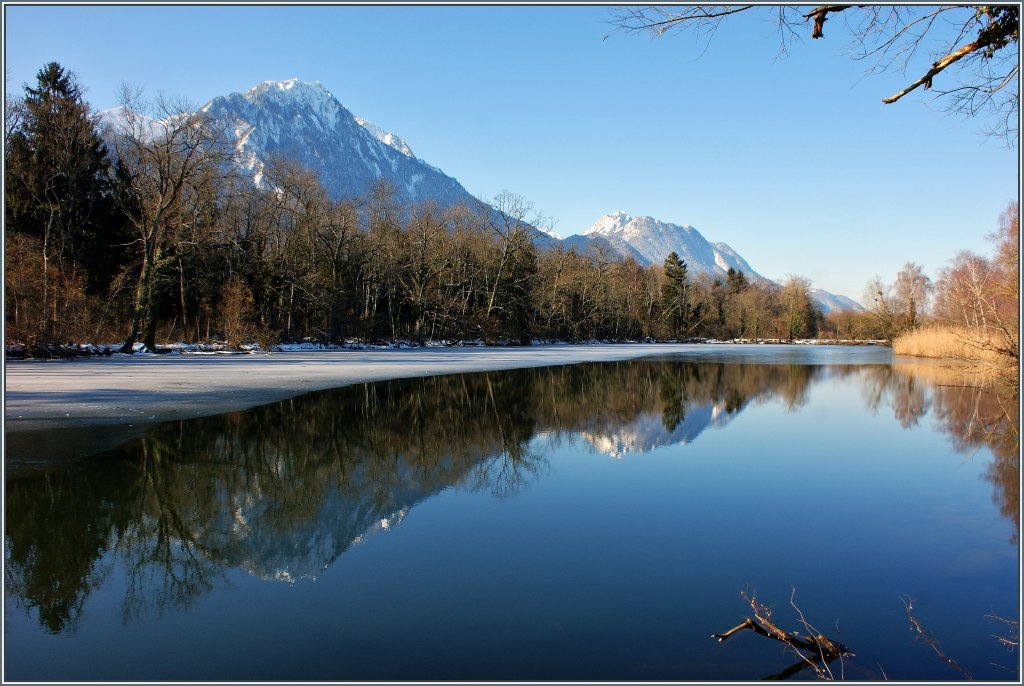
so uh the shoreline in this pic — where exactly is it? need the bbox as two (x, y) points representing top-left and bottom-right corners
(4, 343), (892, 434)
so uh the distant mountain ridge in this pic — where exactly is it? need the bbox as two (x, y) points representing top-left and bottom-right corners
(808, 289), (864, 314)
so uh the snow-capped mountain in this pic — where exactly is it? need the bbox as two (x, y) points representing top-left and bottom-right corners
(579, 211), (862, 311)
(198, 78), (476, 208)
(584, 211), (771, 283)
(808, 289), (864, 314)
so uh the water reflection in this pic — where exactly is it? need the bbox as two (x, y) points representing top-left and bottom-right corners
(5, 358), (1018, 635)
(864, 361), (1019, 541)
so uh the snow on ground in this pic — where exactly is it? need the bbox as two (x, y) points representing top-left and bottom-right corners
(3, 343), (890, 433)
(4, 344), (656, 431)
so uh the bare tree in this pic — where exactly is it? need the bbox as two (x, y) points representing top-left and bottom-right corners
(109, 86), (236, 353)
(934, 251), (994, 328)
(611, 5), (1019, 143)
(932, 202), (1019, 362)
(892, 261), (932, 330)
(400, 202), (450, 342)
(733, 283), (773, 341)
(258, 155), (334, 342)
(360, 178), (403, 339)
(780, 275), (817, 341)
(4, 93), (25, 148)
(865, 274), (901, 342)
(477, 191), (540, 339)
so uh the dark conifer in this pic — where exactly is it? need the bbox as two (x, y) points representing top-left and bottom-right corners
(5, 62), (129, 296)
(660, 251), (690, 337)
(726, 267), (749, 295)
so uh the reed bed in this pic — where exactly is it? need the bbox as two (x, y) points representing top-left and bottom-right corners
(893, 325), (1018, 376)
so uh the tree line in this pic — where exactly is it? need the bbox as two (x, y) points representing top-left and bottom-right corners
(3, 63), (843, 354)
(37, 61), (1024, 355)
(7, 63), (1014, 357)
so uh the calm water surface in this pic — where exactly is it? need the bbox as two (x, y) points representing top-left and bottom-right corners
(4, 347), (1019, 681)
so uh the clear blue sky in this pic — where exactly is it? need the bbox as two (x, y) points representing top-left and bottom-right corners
(4, 4), (1019, 302)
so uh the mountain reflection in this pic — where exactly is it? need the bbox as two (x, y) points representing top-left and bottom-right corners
(580, 362), (816, 457)
(5, 359), (1018, 634)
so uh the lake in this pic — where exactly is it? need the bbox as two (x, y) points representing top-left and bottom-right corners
(4, 346), (1019, 681)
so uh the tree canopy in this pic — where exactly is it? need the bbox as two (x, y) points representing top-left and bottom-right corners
(5, 62), (121, 290)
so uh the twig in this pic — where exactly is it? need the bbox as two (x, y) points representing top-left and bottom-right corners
(901, 595), (972, 679)
(985, 613), (1020, 651)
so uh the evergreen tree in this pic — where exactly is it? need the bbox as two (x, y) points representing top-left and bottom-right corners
(5, 62), (124, 296)
(660, 251), (690, 337)
(725, 267), (749, 295)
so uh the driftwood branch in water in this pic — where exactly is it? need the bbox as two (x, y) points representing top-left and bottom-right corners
(901, 595), (972, 679)
(712, 591), (852, 679)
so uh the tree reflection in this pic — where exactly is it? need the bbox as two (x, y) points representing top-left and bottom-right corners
(862, 361), (1019, 542)
(5, 466), (117, 634)
(6, 366), (562, 631)
(10, 355), (1010, 636)
(856, 364), (932, 428)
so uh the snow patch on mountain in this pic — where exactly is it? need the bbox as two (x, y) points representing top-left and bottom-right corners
(579, 212), (862, 311)
(354, 116), (415, 158)
(198, 78), (475, 208)
(582, 400), (737, 458)
(589, 210), (633, 236)
(585, 212), (772, 284)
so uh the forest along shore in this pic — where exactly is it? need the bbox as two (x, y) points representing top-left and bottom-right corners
(3, 343), (892, 433)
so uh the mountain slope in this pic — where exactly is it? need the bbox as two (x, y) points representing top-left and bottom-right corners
(808, 289), (864, 313)
(199, 78), (476, 208)
(580, 211), (863, 311)
(584, 212), (772, 284)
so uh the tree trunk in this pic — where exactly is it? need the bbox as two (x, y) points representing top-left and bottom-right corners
(179, 262), (189, 343)
(122, 235), (160, 353)
(142, 281), (159, 352)
(41, 207), (55, 340)
(120, 260), (148, 353)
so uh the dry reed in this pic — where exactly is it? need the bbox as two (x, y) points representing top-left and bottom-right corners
(893, 325), (1016, 369)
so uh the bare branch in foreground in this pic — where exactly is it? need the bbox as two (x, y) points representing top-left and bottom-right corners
(986, 613), (1021, 653)
(901, 595), (972, 679)
(802, 5), (853, 40)
(882, 37), (987, 104)
(712, 590), (852, 679)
